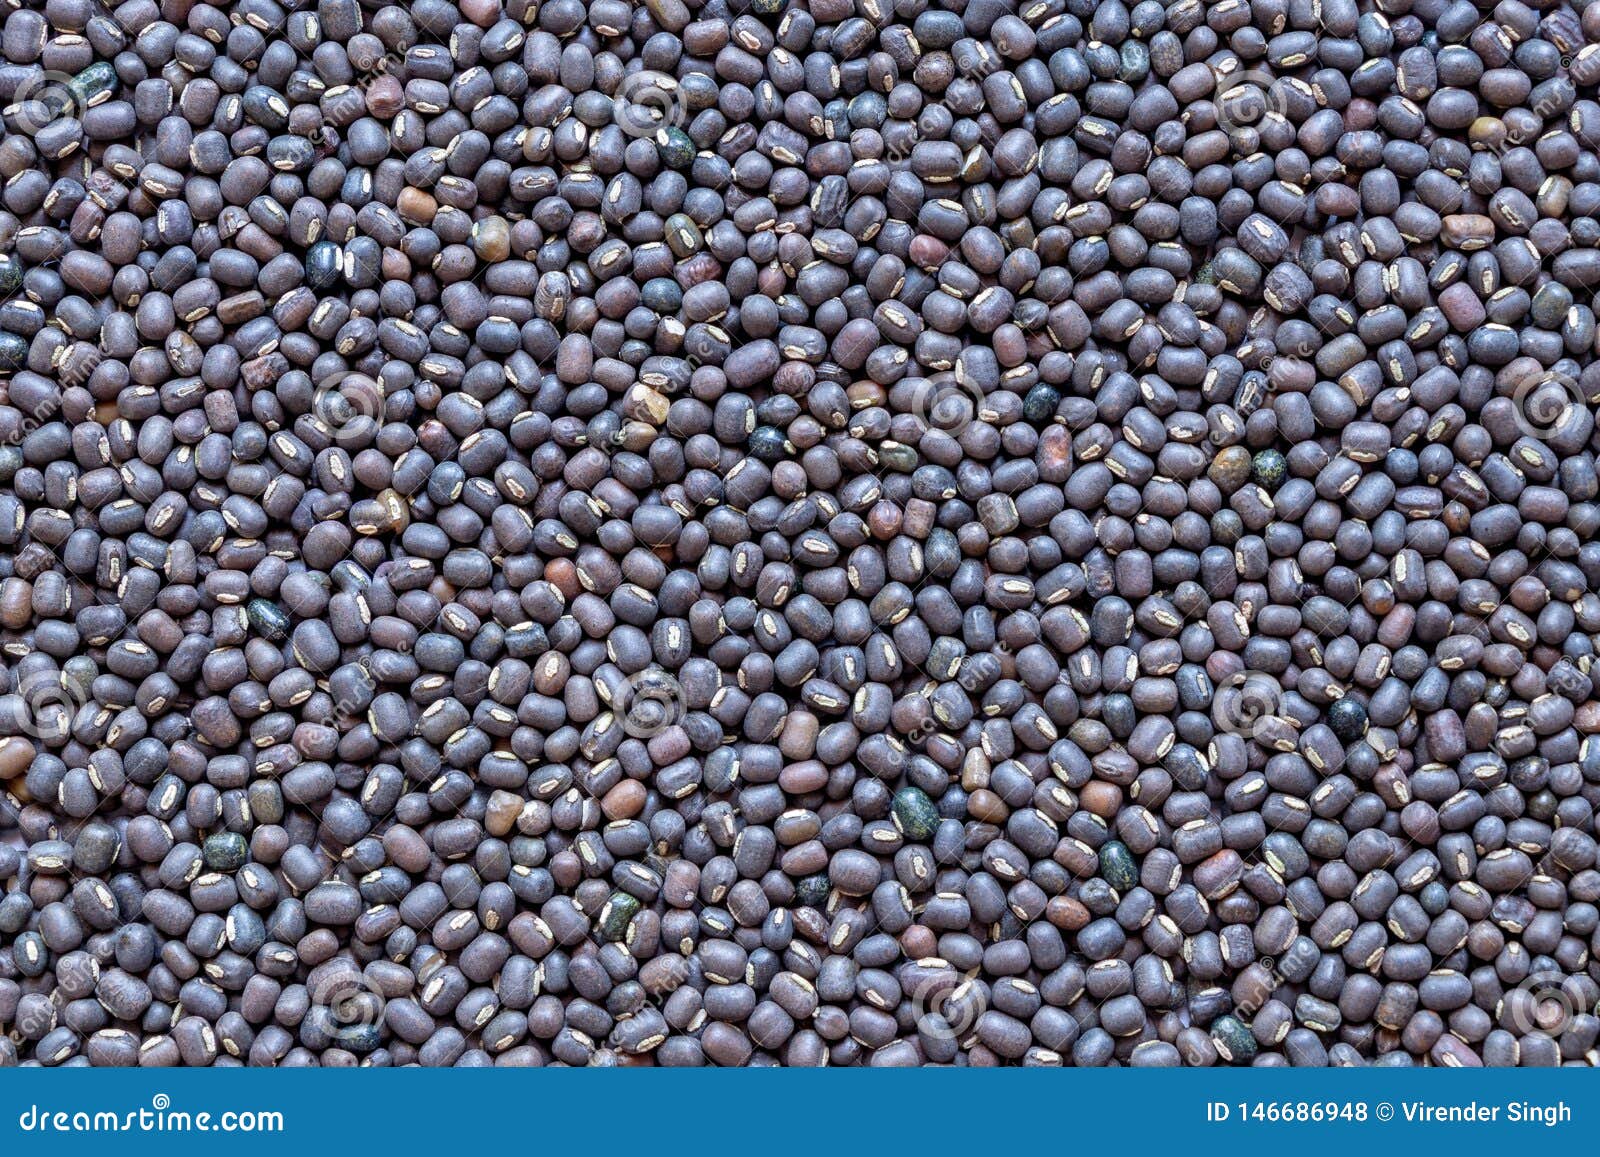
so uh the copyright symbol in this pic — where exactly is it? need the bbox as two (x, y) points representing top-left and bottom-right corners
(1376, 1103), (1393, 1122)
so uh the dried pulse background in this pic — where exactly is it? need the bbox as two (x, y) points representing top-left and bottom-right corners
(0, 0), (1598, 1068)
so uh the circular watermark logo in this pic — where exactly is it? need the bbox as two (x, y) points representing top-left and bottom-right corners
(616, 668), (686, 739)
(1505, 364), (1587, 440)
(3, 669), (89, 745)
(1501, 971), (1595, 1037)
(311, 370), (385, 449)
(908, 375), (987, 438)
(4, 70), (81, 137)
(305, 965), (386, 1053)
(1211, 670), (1284, 742)
(613, 71), (687, 139)
(905, 963), (987, 1044)
(1213, 69), (1288, 135)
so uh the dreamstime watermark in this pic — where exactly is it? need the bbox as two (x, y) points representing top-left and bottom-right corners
(605, 960), (679, 1056)
(2, 69), (83, 138)
(1212, 69), (1290, 136)
(1500, 971), (1600, 1038)
(304, 961), (386, 1054)
(612, 70), (688, 139)
(904, 962), (988, 1044)
(956, 638), (1012, 694)
(16, 1094), (284, 1133)
(1210, 670), (1285, 742)
(1479, 62), (1580, 157)
(1503, 363), (1588, 441)
(0, 346), (90, 446)
(908, 374), (987, 439)
(0, 668), (90, 746)
(877, 41), (1004, 169)
(1547, 657), (1591, 699)
(613, 667), (687, 739)
(330, 657), (378, 731)
(305, 49), (405, 151)
(1233, 954), (1282, 1023)
(311, 369), (386, 449)
(51, 342), (103, 391)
